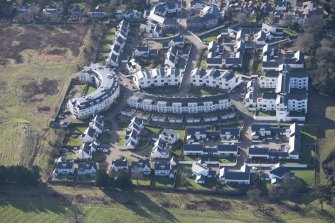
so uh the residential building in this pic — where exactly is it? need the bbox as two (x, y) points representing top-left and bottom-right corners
(111, 158), (128, 172)
(67, 64), (120, 119)
(190, 68), (241, 91)
(127, 93), (232, 115)
(53, 160), (75, 176)
(133, 67), (182, 89)
(131, 160), (151, 176)
(219, 164), (251, 185)
(154, 161), (173, 177)
(151, 137), (170, 159)
(78, 162), (99, 176)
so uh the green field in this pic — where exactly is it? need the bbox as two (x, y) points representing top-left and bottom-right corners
(0, 185), (334, 223)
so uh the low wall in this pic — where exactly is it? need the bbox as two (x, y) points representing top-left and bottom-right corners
(247, 163), (308, 168)
(253, 115), (277, 121)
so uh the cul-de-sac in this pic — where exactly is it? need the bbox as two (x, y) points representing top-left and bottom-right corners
(0, 0), (335, 222)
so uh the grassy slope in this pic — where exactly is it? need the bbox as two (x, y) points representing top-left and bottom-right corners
(307, 88), (335, 185)
(0, 185), (334, 223)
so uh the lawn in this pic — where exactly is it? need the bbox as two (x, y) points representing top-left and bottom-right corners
(291, 169), (315, 187)
(65, 135), (82, 147)
(1, 185), (335, 223)
(151, 176), (174, 188)
(256, 110), (276, 116)
(283, 28), (298, 36)
(145, 126), (161, 134)
(199, 50), (208, 68)
(200, 29), (221, 42)
(98, 133), (111, 144)
(190, 86), (222, 96)
(86, 86), (96, 95)
(142, 86), (179, 95)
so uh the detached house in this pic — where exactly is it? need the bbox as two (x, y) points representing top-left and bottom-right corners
(154, 161), (173, 177)
(219, 164), (251, 185)
(78, 162), (99, 176)
(112, 158), (128, 172)
(82, 127), (97, 143)
(151, 137), (170, 159)
(131, 160), (151, 176)
(53, 160), (75, 177)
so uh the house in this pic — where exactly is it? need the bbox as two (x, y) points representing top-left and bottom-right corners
(152, 24), (162, 37)
(90, 115), (104, 134)
(53, 160), (75, 176)
(42, 7), (62, 17)
(219, 165), (251, 185)
(78, 142), (93, 160)
(191, 68), (241, 91)
(165, 46), (178, 68)
(134, 45), (150, 58)
(169, 35), (185, 48)
(251, 124), (272, 140)
(192, 160), (209, 177)
(111, 158), (128, 172)
(78, 162), (99, 176)
(248, 147), (270, 159)
(183, 144), (204, 156)
(89, 5), (108, 19)
(206, 58), (223, 68)
(131, 160), (151, 176)
(186, 127), (207, 142)
(192, 160), (210, 184)
(151, 137), (170, 159)
(154, 161), (173, 177)
(82, 127), (97, 143)
(220, 128), (241, 142)
(127, 58), (142, 74)
(160, 129), (179, 144)
(125, 117), (144, 150)
(218, 144), (238, 157)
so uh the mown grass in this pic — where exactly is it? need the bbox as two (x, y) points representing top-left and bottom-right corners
(200, 29), (221, 42)
(291, 169), (315, 187)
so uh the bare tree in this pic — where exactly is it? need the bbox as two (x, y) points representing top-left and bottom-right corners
(294, 33), (315, 53)
(236, 13), (248, 25)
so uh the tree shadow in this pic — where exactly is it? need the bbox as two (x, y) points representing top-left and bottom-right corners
(0, 184), (82, 218)
(306, 87), (335, 139)
(101, 188), (177, 222)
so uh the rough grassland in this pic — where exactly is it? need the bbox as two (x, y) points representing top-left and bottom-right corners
(0, 185), (334, 223)
(0, 23), (88, 172)
(307, 88), (335, 185)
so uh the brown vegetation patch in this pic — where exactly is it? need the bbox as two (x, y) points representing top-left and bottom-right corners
(74, 194), (108, 205)
(0, 24), (87, 64)
(47, 49), (67, 55)
(21, 78), (58, 103)
(185, 199), (232, 211)
(37, 106), (51, 112)
(159, 201), (179, 209)
(0, 81), (7, 93)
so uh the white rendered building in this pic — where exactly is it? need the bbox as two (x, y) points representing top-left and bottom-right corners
(67, 64), (120, 119)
